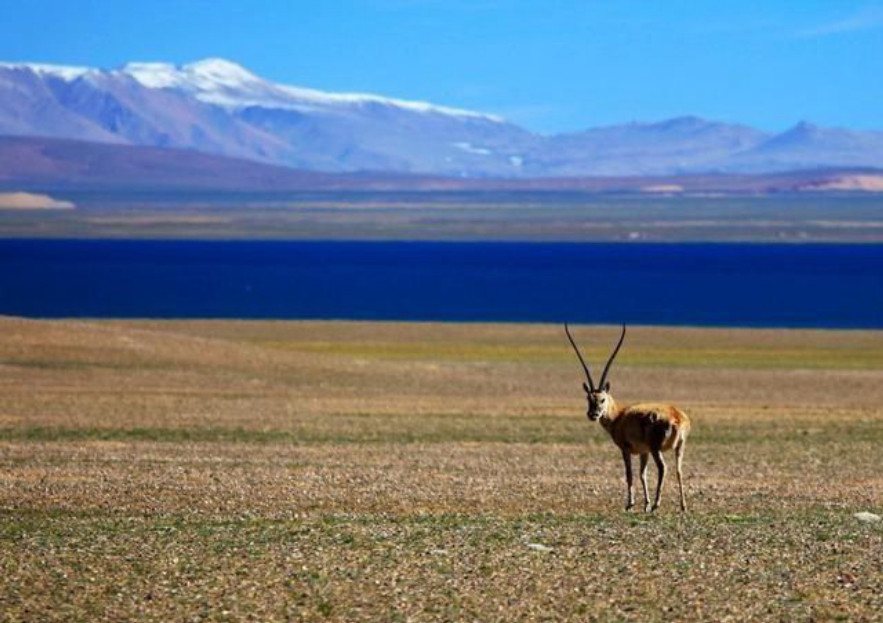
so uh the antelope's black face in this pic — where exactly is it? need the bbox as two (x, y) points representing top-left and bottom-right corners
(583, 382), (611, 421)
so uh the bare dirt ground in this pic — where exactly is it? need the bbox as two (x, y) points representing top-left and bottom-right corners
(1, 318), (882, 621)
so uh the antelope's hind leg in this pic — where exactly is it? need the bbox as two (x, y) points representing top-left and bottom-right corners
(639, 454), (651, 512)
(650, 449), (666, 512)
(675, 439), (687, 512)
(621, 449), (635, 511)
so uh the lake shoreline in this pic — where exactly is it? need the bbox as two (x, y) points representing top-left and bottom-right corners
(2, 193), (883, 242)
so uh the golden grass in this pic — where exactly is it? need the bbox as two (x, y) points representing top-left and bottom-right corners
(1, 317), (882, 621)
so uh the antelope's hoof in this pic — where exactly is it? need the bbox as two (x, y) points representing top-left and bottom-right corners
(625, 502), (635, 512)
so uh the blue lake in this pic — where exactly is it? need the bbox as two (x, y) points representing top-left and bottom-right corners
(0, 240), (881, 328)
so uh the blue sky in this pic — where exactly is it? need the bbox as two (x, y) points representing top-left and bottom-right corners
(2, 0), (881, 133)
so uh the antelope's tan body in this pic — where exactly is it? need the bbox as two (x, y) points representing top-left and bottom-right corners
(601, 400), (691, 455)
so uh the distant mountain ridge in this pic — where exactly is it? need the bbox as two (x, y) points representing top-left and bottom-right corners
(1, 58), (882, 177)
(3, 135), (880, 194)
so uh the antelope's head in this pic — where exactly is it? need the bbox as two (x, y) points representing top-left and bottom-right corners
(564, 323), (627, 422)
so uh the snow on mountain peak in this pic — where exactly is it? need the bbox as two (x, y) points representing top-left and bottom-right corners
(0, 61), (93, 81)
(272, 83), (505, 122)
(183, 58), (260, 85)
(122, 58), (260, 91)
(121, 62), (183, 88)
(121, 57), (504, 122)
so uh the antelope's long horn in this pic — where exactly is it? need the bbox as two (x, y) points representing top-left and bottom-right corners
(564, 322), (595, 391)
(598, 324), (627, 388)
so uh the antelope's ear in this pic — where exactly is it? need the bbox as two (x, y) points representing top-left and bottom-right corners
(603, 381), (611, 392)
(582, 382), (590, 393)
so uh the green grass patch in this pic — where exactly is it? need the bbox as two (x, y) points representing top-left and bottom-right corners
(264, 341), (883, 370)
(0, 421), (585, 445)
(4, 414), (883, 445)
(0, 426), (296, 444)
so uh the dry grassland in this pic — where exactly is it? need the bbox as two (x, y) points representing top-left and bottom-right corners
(1, 318), (882, 621)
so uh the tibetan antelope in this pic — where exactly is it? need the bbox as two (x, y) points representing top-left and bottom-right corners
(565, 323), (690, 512)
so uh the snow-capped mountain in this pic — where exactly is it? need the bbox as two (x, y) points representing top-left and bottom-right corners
(0, 58), (881, 176)
(0, 58), (532, 175)
(122, 58), (504, 121)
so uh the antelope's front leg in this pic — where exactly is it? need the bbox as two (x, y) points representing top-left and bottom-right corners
(621, 449), (634, 511)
